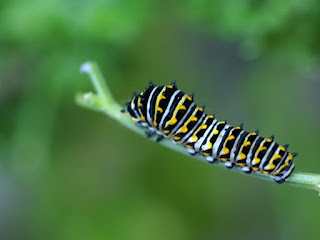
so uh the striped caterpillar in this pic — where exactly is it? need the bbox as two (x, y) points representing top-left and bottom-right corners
(122, 81), (296, 184)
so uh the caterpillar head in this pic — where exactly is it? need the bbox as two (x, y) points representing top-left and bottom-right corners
(122, 93), (140, 121)
(122, 84), (155, 124)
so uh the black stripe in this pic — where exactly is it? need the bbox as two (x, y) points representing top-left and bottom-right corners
(262, 142), (279, 169)
(149, 87), (163, 124)
(155, 86), (179, 129)
(276, 160), (294, 177)
(159, 90), (184, 130)
(255, 140), (272, 166)
(283, 164), (295, 180)
(178, 111), (207, 143)
(169, 104), (197, 135)
(217, 126), (233, 157)
(208, 122), (227, 150)
(184, 116), (214, 149)
(237, 134), (259, 164)
(248, 136), (264, 165)
(133, 95), (141, 118)
(223, 127), (242, 158)
(195, 117), (216, 140)
(140, 86), (156, 118)
(271, 151), (288, 174)
(233, 131), (249, 161)
(198, 119), (219, 154)
(127, 98), (137, 118)
(165, 97), (194, 134)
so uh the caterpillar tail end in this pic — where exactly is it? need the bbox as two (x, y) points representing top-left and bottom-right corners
(274, 163), (295, 184)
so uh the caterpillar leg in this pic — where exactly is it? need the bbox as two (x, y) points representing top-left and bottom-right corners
(156, 135), (164, 142)
(241, 166), (253, 174)
(187, 148), (197, 156)
(273, 164), (295, 184)
(224, 162), (234, 169)
(206, 156), (218, 164)
(274, 178), (285, 184)
(145, 129), (156, 138)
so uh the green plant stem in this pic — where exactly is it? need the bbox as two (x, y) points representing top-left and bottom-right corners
(76, 61), (320, 194)
(80, 62), (114, 103)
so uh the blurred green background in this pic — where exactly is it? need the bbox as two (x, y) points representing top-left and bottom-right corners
(1, 1), (320, 239)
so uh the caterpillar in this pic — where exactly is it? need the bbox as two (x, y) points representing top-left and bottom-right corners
(121, 81), (296, 184)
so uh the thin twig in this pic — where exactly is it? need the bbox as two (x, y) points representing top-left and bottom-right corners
(76, 61), (320, 195)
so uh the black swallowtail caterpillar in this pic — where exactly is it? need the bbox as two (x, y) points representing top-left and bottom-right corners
(122, 81), (296, 184)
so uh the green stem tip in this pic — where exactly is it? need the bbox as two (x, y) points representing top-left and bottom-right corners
(76, 62), (320, 195)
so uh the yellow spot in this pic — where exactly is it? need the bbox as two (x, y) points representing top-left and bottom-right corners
(201, 124), (207, 129)
(272, 154), (281, 160)
(173, 136), (180, 140)
(190, 135), (198, 142)
(202, 152), (210, 156)
(264, 163), (275, 170)
(154, 88), (166, 122)
(132, 118), (138, 122)
(237, 152), (246, 161)
(220, 158), (227, 162)
(272, 162), (289, 175)
(167, 85), (173, 89)
(164, 95), (188, 127)
(160, 94), (166, 100)
(156, 107), (163, 113)
(252, 157), (260, 165)
(189, 116), (198, 122)
(243, 141), (251, 147)
(223, 147), (230, 155)
(164, 130), (170, 134)
(179, 125), (188, 133)
(153, 121), (157, 127)
(279, 146), (286, 152)
(238, 163), (245, 167)
(198, 107), (203, 111)
(187, 96), (192, 101)
(178, 105), (187, 111)
(186, 145), (193, 149)
(265, 138), (272, 142)
(258, 146), (267, 152)
(213, 129), (219, 135)
(165, 117), (177, 127)
(228, 135), (235, 141)
(253, 167), (259, 171)
(263, 171), (269, 175)
(203, 142), (212, 151)
(208, 115), (214, 119)
(141, 116), (145, 121)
